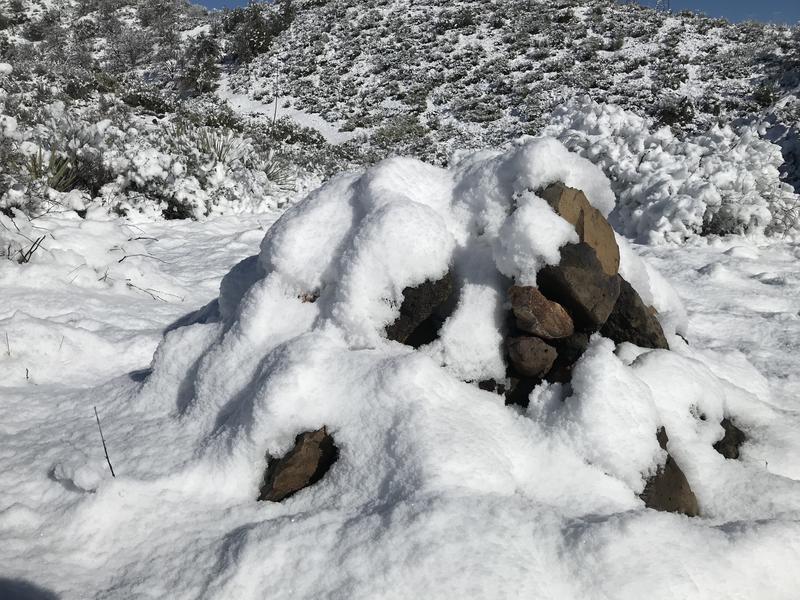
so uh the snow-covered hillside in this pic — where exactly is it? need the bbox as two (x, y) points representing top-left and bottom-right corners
(1, 0), (799, 238)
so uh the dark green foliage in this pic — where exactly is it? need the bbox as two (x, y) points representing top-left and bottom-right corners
(181, 34), (221, 95)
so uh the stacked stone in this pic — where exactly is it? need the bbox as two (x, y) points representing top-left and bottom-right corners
(257, 183), (747, 517)
(503, 182), (669, 405)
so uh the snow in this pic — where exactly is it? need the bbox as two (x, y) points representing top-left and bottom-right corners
(0, 62), (11, 75)
(217, 79), (369, 145)
(2, 143), (800, 599)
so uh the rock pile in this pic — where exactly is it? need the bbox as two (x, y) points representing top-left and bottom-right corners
(504, 183), (667, 398)
(258, 183), (744, 518)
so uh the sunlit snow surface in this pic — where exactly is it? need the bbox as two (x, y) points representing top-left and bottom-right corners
(2, 155), (800, 598)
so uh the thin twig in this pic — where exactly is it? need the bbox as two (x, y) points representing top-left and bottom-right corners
(94, 406), (116, 478)
(117, 253), (170, 264)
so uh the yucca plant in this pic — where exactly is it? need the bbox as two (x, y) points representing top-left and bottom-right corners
(263, 149), (295, 191)
(195, 127), (243, 164)
(26, 147), (79, 192)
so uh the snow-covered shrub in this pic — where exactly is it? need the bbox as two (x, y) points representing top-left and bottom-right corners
(545, 97), (800, 242)
(0, 100), (296, 220)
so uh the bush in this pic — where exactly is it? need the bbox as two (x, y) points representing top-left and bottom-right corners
(545, 97), (800, 242)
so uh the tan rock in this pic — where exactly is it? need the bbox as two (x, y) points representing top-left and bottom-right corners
(509, 285), (574, 339)
(539, 182), (620, 276)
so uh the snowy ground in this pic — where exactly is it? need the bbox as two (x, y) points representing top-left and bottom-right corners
(1, 209), (799, 598)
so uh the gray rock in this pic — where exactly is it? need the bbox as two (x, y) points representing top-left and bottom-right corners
(600, 276), (669, 349)
(713, 418), (746, 459)
(536, 243), (620, 331)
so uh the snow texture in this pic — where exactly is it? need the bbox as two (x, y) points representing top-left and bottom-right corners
(545, 97), (800, 242)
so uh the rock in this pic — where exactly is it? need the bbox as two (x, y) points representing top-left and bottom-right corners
(641, 427), (699, 517)
(713, 418), (746, 459)
(600, 276), (669, 350)
(509, 285), (574, 339)
(478, 379), (506, 395)
(258, 427), (339, 502)
(386, 271), (453, 346)
(536, 243), (620, 331)
(539, 182), (620, 276)
(507, 336), (557, 379)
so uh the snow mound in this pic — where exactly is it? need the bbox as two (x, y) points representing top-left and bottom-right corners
(133, 139), (800, 598)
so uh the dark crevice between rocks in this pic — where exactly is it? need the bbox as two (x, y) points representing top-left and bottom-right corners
(640, 427), (699, 517)
(258, 427), (339, 503)
(713, 418), (746, 459)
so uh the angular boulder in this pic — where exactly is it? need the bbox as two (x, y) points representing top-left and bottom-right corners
(640, 427), (699, 517)
(600, 276), (669, 350)
(259, 427), (339, 502)
(506, 336), (557, 379)
(713, 418), (746, 459)
(509, 285), (574, 340)
(539, 182), (620, 276)
(386, 271), (453, 346)
(536, 243), (620, 331)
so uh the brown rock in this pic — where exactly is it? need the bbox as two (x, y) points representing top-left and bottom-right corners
(641, 427), (699, 517)
(600, 276), (669, 350)
(507, 336), (557, 379)
(539, 182), (620, 276)
(258, 427), (339, 502)
(537, 243), (620, 331)
(509, 285), (574, 339)
(713, 418), (746, 459)
(386, 271), (453, 346)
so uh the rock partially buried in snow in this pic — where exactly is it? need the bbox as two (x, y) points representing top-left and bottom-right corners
(714, 418), (746, 459)
(259, 428), (339, 503)
(537, 242), (620, 331)
(385, 272), (453, 346)
(506, 336), (557, 379)
(539, 182), (620, 276)
(509, 285), (574, 340)
(640, 428), (699, 517)
(600, 276), (669, 350)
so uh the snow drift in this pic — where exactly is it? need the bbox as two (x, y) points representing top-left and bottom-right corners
(63, 138), (800, 597)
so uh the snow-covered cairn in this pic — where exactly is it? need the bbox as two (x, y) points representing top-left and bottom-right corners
(138, 138), (793, 593)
